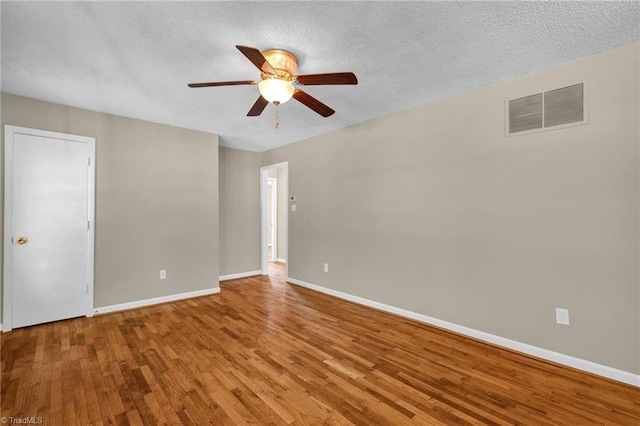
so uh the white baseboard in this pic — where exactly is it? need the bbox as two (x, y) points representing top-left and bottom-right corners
(277, 258), (287, 264)
(287, 277), (640, 387)
(219, 270), (261, 281)
(94, 287), (220, 315)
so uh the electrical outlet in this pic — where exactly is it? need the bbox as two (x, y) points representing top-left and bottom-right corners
(555, 308), (570, 325)
(323, 263), (329, 273)
(160, 270), (167, 280)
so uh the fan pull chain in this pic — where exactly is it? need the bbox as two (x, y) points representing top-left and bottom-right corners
(275, 102), (280, 129)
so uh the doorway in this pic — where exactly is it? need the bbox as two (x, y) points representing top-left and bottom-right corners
(260, 162), (288, 278)
(3, 125), (96, 331)
(267, 177), (278, 262)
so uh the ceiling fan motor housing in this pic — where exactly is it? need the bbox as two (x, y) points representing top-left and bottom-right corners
(261, 49), (298, 81)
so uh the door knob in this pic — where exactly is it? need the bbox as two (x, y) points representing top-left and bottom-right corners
(16, 237), (28, 245)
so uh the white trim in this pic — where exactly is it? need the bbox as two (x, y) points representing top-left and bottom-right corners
(219, 270), (261, 281)
(277, 258), (287, 264)
(3, 125), (96, 332)
(93, 287), (220, 315)
(86, 134), (96, 318)
(287, 277), (640, 387)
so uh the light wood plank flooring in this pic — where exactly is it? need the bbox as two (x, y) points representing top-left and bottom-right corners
(2, 262), (639, 425)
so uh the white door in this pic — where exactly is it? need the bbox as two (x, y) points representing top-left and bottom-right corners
(3, 126), (95, 330)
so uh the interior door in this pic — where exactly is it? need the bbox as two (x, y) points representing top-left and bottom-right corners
(4, 126), (95, 329)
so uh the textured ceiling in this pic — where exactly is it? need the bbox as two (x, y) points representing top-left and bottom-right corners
(2, 2), (639, 152)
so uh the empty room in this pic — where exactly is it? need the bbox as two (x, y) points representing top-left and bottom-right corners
(1, 1), (639, 425)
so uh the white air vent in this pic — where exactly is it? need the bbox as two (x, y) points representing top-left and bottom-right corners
(507, 83), (586, 136)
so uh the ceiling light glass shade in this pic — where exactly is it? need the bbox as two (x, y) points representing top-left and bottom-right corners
(258, 79), (295, 104)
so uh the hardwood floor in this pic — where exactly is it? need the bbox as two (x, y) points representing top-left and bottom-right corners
(2, 262), (639, 425)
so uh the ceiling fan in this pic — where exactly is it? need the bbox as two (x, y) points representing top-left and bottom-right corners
(188, 45), (358, 125)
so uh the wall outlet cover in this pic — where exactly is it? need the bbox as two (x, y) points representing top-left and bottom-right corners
(555, 308), (570, 325)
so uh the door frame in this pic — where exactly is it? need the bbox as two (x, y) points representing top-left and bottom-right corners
(260, 162), (288, 277)
(266, 177), (278, 262)
(3, 125), (96, 332)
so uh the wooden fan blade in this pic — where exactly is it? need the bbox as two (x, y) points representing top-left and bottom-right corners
(247, 96), (269, 116)
(296, 72), (358, 86)
(188, 80), (257, 88)
(236, 45), (276, 75)
(293, 89), (335, 117)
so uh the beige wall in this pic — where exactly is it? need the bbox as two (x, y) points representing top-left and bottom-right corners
(1, 94), (219, 315)
(262, 42), (640, 374)
(219, 147), (261, 276)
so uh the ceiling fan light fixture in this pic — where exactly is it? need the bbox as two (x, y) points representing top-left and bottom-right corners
(189, 45), (357, 120)
(258, 79), (295, 104)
